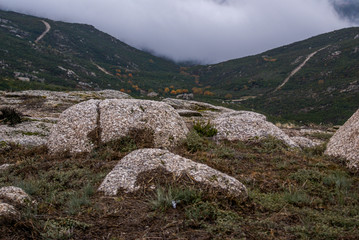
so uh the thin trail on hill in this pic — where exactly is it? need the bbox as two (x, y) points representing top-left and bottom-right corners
(273, 45), (330, 93)
(35, 20), (51, 43)
(91, 60), (114, 76)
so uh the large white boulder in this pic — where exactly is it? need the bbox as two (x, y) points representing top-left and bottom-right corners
(47, 99), (189, 153)
(99, 99), (189, 150)
(212, 111), (298, 147)
(47, 99), (100, 153)
(325, 109), (359, 171)
(98, 148), (247, 199)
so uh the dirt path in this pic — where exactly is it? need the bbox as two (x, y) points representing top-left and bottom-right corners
(273, 45), (330, 92)
(35, 20), (51, 43)
(91, 61), (114, 76)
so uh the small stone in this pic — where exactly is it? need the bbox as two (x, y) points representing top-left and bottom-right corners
(0, 164), (14, 172)
(0, 186), (31, 206)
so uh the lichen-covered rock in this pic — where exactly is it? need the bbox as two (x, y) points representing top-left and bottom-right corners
(0, 202), (20, 224)
(47, 99), (100, 153)
(213, 111), (298, 147)
(0, 120), (52, 147)
(176, 109), (203, 117)
(0, 164), (13, 172)
(47, 99), (189, 153)
(98, 148), (247, 199)
(291, 136), (320, 148)
(0, 90), (132, 148)
(163, 98), (229, 113)
(0, 186), (31, 206)
(325, 109), (359, 171)
(100, 99), (189, 149)
(94, 89), (132, 99)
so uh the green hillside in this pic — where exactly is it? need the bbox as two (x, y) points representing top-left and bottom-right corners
(191, 28), (359, 124)
(1, 9), (358, 124)
(0, 10), (194, 93)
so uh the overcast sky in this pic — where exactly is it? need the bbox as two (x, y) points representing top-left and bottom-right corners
(0, 0), (357, 63)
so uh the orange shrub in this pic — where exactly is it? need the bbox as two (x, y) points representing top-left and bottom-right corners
(225, 93), (233, 99)
(204, 91), (215, 96)
(192, 87), (203, 95)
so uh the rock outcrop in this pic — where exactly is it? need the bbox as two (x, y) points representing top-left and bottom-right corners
(212, 111), (298, 147)
(163, 98), (230, 113)
(48, 99), (189, 153)
(0, 186), (34, 225)
(0, 186), (32, 206)
(98, 148), (247, 199)
(0, 89), (131, 119)
(0, 202), (20, 224)
(325, 109), (359, 171)
(0, 90), (132, 147)
(47, 100), (100, 153)
(290, 136), (319, 148)
(100, 99), (188, 149)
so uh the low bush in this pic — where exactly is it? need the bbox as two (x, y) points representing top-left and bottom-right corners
(193, 120), (218, 137)
(0, 107), (23, 125)
(149, 186), (201, 211)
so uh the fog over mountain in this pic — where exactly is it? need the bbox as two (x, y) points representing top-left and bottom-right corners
(331, 0), (359, 23)
(0, 0), (357, 63)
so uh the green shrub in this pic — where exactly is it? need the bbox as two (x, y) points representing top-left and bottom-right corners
(184, 130), (207, 153)
(323, 171), (352, 191)
(193, 120), (218, 137)
(0, 107), (22, 125)
(185, 201), (218, 226)
(306, 132), (333, 141)
(252, 136), (288, 154)
(303, 143), (327, 157)
(284, 190), (311, 206)
(66, 184), (94, 215)
(41, 218), (90, 239)
(149, 186), (201, 211)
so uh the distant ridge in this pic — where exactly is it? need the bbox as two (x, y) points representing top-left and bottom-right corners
(1, 9), (358, 124)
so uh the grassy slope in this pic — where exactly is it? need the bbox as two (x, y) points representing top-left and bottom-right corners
(191, 28), (359, 124)
(1, 128), (359, 239)
(1, 9), (358, 124)
(0, 10), (195, 93)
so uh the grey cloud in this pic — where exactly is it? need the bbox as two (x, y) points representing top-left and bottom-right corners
(0, 0), (355, 63)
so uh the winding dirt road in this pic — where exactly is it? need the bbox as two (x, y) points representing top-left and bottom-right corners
(273, 45), (330, 92)
(35, 20), (51, 43)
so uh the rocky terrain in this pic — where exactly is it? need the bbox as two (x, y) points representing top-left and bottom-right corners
(0, 90), (329, 150)
(1, 90), (358, 239)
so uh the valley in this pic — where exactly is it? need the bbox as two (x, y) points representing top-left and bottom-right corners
(1, 8), (359, 239)
(0, 9), (358, 125)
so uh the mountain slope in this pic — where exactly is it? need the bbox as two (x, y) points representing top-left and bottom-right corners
(191, 27), (359, 124)
(0, 10), (194, 93)
(1, 10), (358, 125)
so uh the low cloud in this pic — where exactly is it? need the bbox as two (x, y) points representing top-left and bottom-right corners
(0, 0), (355, 63)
